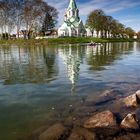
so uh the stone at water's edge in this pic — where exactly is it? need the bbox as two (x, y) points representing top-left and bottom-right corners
(136, 90), (140, 100)
(123, 90), (140, 107)
(100, 90), (122, 98)
(39, 123), (68, 140)
(68, 127), (96, 140)
(86, 89), (123, 106)
(114, 133), (140, 140)
(84, 110), (117, 129)
(121, 113), (139, 130)
(123, 94), (138, 107)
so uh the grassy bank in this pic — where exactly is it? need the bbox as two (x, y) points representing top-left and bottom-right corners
(0, 37), (137, 46)
(47, 37), (135, 44)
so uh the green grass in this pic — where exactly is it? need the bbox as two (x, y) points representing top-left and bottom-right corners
(0, 39), (48, 46)
(47, 37), (135, 44)
(0, 37), (137, 46)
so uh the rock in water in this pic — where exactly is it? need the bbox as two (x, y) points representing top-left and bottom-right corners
(68, 127), (96, 140)
(39, 123), (68, 140)
(123, 94), (139, 107)
(136, 90), (140, 100)
(121, 113), (139, 130)
(84, 110), (117, 128)
(86, 90), (122, 106)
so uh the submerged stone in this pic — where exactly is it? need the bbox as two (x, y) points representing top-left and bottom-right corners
(39, 123), (68, 140)
(114, 133), (140, 140)
(68, 127), (96, 140)
(84, 110), (117, 129)
(121, 113), (139, 130)
(136, 90), (140, 100)
(86, 90), (123, 106)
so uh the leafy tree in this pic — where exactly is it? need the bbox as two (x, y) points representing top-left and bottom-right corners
(86, 9), (135, 39)
(41, 6), (58, 36)
(125, 27), (135, 38)
(137, 31), (140, 39)
(86, 9), (105, 37)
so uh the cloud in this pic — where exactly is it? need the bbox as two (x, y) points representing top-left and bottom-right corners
(120, 18), (140, 31)
(45, 0), (140, 31)
(103, 0), (140, 13)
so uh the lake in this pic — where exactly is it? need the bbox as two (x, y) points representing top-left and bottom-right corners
(0, 42), (140, 140)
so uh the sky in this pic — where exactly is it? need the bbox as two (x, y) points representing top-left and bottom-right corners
(46, 0), (140, 32)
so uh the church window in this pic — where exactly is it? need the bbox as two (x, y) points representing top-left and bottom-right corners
(73, 11), (75, 16)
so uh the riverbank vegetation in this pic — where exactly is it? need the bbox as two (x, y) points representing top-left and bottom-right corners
(0, 0), (58, 39)
(0, 37), (137, 46)
(86, 9), (136, 38)
(0, 1), (139, 40)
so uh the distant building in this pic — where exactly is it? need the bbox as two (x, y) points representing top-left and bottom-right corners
(58, 0), (86, 37)
(133, 34), (137, 39)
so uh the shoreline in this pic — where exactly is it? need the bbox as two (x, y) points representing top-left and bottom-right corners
(29, 86), (140, 140)
(0, 37), (139, 46)
(0, 40), (140, 140)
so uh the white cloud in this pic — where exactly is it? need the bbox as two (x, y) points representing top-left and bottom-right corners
(45, 0), (140, 31)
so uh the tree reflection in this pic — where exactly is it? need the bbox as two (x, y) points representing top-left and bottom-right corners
(0, 45), (58, 84)
(0, 42), (134, 86)
(57, 42), (133, 93)
(86, 42), (133, 70)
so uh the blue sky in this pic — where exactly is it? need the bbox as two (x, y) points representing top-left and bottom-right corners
(46, 0), (140, 32)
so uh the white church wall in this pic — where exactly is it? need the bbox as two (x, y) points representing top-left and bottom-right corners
(58, 0), (85, 37)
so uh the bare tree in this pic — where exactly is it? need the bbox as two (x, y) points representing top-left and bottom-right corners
(0, 0), (58, 39)
(11, 0), (25, 38)
(22, 0), (49, 39)
(0, 0), (15, 36)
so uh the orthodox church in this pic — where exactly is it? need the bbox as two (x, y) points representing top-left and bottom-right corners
(58, 0), (86, 37)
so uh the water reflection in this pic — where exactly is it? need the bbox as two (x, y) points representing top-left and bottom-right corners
(58, 45), (83, 93)
(86, 42), (133, 70)
(0, 42), (134, 86)
(57, 42), (133, 91)
(0, 42), (139, 140)
(0, 45), (58, 84)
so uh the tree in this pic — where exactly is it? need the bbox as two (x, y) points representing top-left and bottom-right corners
(105, 16), (113, 38)
(125, 27), (135, 38)
(0, 0), (16, 39)
(41, 6), (58, 36)
(11, 0), (25, 38)
(86, 9), (134, 39)
(86, 9), (105, 37)
(0, 0), (58, 39)
(137, 31), (140, 39)
(22, 0), (58, 39)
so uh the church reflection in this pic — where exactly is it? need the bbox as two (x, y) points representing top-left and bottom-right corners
(0, 42), (134, 87)
(57, 42), (133, 93)
(58, 45), (83, 93)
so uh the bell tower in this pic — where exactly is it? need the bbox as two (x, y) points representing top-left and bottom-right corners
(65, 0), (79, 19)
(58, 0), (86, 37)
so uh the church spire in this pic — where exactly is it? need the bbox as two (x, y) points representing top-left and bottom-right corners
(68, 0), (77, 9)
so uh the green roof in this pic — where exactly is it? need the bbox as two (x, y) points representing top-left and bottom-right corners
(68, 0), (77, 9)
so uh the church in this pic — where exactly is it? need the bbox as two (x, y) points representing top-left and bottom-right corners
(58, 0), (86, 37)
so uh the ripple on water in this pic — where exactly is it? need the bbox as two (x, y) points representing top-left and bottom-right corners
(0, 42), (140, 139)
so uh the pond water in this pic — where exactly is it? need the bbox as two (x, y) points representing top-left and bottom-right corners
(0, 42), (140, 140)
